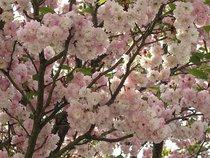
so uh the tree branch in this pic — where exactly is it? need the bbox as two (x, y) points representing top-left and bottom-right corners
(24, 51), (46, 158)
(105, 3), (165, 106)
(91, 133), (133, 143)
(44, 31), (73, 109)
(0, 69), (35, 113)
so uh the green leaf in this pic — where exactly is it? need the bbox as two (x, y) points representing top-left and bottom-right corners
(204, 53), (210, 59)
(105, 72), (115, 78)
(66, 72), (74, 82)
(39, 6), (55, 15)
(26, 91), (37, 99)
(32, 74), (39, 81)
(162, 148), (171, 157)
(169, 3), (176, 11)
(188, 117), (196, 126)
(22, 91), (37, 104)
(189, 53), (204, 64)
(203, 25), (210, 33)
(187, 143), (200, 155)
(99, 0), (106, 5)
(204, 0), (210, 5)
(21, 95), (30, 104)
(205, 67), (210, 73)
(198, 47), (206, 53)
(83, 5), (94, 14)
(195, 52), (204, 58)
(61, 65), (71, 70)
(77, 67), (92, 75)
(206, 127), (210, 133)
(188, 68), (208, 80)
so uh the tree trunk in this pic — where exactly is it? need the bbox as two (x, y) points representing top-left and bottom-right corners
(152, 141), (164, 158)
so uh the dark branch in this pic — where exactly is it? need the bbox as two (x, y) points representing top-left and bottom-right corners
(152, 141), (164, 158)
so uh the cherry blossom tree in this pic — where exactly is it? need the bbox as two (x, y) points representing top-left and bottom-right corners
(1, 0), (210, 157)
